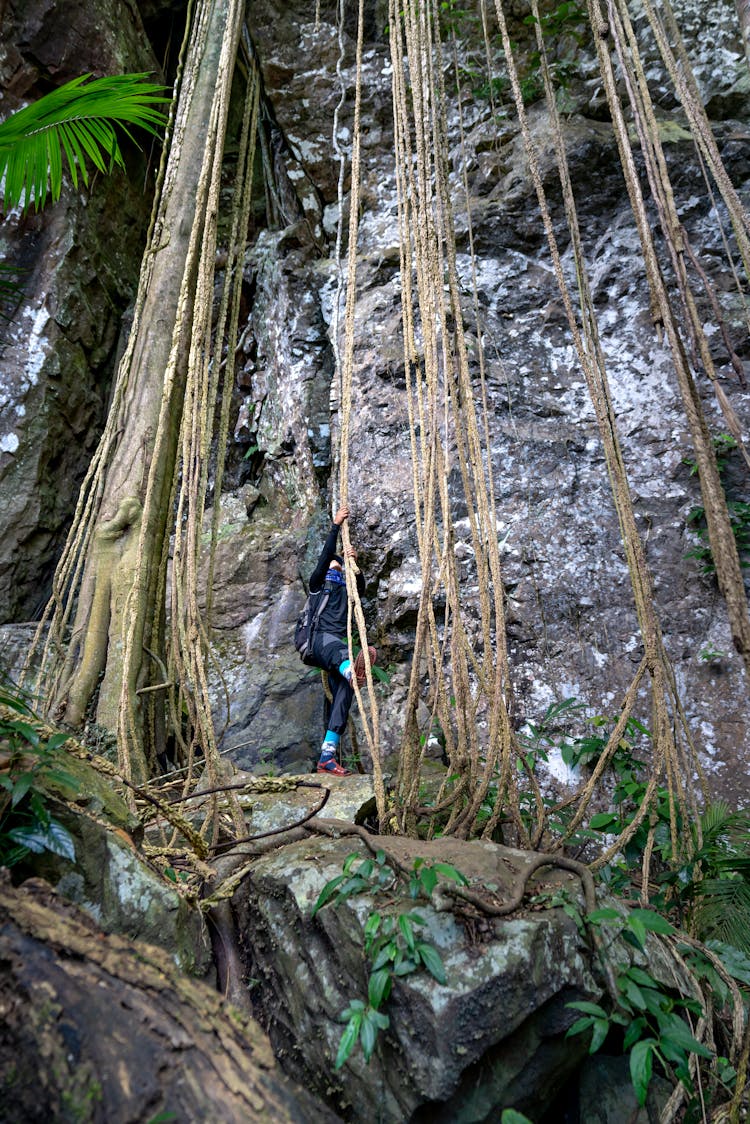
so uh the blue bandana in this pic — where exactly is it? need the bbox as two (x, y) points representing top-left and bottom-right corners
(325, 568), (346, 585)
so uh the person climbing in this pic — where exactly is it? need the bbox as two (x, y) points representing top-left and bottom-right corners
(306, 505), (377, 775)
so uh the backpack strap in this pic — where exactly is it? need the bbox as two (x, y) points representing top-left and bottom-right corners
(309, 588), (330, 637)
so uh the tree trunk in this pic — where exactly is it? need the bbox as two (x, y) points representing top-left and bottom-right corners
(54, 0), (244, 780)
(0, 873), (340, 1123)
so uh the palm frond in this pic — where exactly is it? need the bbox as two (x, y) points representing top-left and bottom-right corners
(690, 877), (750, 953)
(0, 73), (169, 213)
(698, 800), (735, 841)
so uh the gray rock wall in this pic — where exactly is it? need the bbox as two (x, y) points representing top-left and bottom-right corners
(1, 0), (749, 802)
(208, 0), (750, 799)
(0, 0), (165, 620)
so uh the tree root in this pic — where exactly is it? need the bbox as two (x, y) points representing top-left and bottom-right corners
(305, 816), (596, 915)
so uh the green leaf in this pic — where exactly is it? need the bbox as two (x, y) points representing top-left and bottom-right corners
(419, 866), (438, 896)
(342, 851), (360, 874)
(8, 817), (74, 861)
(623, 1017), (647, 1051)
(501, 1111), (534, 1124)
(619, 977), (646, 1011)
(340, 999), (365, 1019)
(586, 907), (621, 924)
(368, 968), (392, 1009)
(398, 913), (416, 951)
(372, 941), (398, 971)
(566, 1016), (594, 1038)
(623, 966), (656, 988)
(10, 774), (33, 807)
(393, 957), (418, 976)
(589, 1017), (609, 1053)
(311, 873), (347, 916)
(628, 908), (675, 935)
(8, 820), (62, 857)
(589, 812), (619, 830)
(566, 1000), (608, 1018)
(706, 941), (750, 986)
(335, 1012), (362, 1070)
(625, 916), (647, 950)
(12, 722), (40, 748)
(364, 912), (381, 942)
(629, 1039), (655, 1106)
(0, 688), (32, 714)
(659, 1014), (713, 1059)
(43, 819), (77, 861)
(337, 875), (369, 897)
(433, 862), (469, 885)
(360, 1010), (379, 1061)
(639, 988), (669, 1017)
(416, 942), (446, 984)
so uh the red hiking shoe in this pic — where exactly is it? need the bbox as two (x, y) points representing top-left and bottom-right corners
(316, 759), (351, 776)
(351, 646), (378, 687)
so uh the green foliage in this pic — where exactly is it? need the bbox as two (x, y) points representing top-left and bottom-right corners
(677, 802), (750, 952)
(311, 849), (396, 915)
(0, 72), (169, 214)
(699, 640), (728, 663)
(469, 1), (589, 107)
(684, 434), (750, 574)
(312, 851), (465, 1069)
(705, 941), (750, 987)
(513, 698), (656, 850)
(567, 906), (713, 1107)
(0, 683), (79, 868)
(531, 885), (586, 931)
(409, 855), (468, 898)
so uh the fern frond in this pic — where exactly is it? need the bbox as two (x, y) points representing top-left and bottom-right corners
(0, 73), (169, 213)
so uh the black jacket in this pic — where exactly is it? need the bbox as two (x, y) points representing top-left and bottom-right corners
(309, 523), (365, 638)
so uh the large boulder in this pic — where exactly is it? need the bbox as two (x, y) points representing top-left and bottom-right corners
(234, 833), (614, 1122)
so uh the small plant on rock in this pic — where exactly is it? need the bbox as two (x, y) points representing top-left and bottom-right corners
(312, 849), (467, 1068)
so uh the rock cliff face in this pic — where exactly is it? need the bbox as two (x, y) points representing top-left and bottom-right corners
(2, 0), (750, 799)
(0, 0), (164, 621)
(215, 0), (750, 798)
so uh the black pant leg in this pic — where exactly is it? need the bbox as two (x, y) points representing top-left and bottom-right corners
(326, 668), (354, 736)
(309, 635), (353, 737)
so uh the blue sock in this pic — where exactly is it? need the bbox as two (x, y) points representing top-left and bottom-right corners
(319, 732), (340, 762)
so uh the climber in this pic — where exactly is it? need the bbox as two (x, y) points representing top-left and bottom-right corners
(306, 505), (377, 776)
